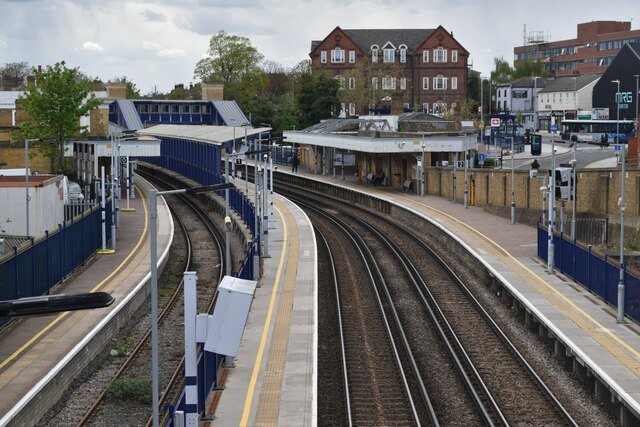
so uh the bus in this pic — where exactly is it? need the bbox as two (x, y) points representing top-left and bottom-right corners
(560, 119), (636, 144)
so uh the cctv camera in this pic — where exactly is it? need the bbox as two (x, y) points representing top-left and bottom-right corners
(539, 186), (547, 192)
(274, 166), (278, 170)
(225, 216), (232, 230)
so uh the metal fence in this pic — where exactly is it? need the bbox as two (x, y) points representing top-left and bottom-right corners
(538, 224), (640, 322)
(0, 201), (112, 320)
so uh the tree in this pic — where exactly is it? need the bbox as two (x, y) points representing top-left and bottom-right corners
(297, 72), (341, 129)
(513, 59), (547, 79)
(490, 56), (514, 84)
(15, 61), (102, 173)
(194, 30), (266, 102)
(1, 61), (31, 89)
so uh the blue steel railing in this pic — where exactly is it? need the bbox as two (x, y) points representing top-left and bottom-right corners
(0, 201), (112, 327)
(538, 224), (640, 321)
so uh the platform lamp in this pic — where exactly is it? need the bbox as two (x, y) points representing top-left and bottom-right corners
(611, 79), (626, 323)
(149, 183), (233, 427)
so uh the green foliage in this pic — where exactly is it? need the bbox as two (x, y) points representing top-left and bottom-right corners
(113, 336), (135, 356)
(515, 110), (524, 125)
(194, 30), (266, 103)
(513, 59), (547, 79)
(490, 57), (514, 84)
(15, 61), (101, 172)
(106, 378), (151, 405)
(296, 72), (341, 129)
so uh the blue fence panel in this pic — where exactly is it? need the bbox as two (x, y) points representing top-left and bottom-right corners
(559, 235), (575, 277)
(574, 245), (591, 286)
(15, 244), (35, 299)
(0, 251), (17, 301)
(537, 225), (547, 260)
(627, 269), (640, 320)
(605, 260), (620, 306)
(589, 255), (606, 297)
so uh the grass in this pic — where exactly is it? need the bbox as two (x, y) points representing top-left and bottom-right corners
(113, 336), (135, 357)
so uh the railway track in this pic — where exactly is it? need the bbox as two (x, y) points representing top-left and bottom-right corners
(279, 180), (578, 426)
(75, 171), (226, 426)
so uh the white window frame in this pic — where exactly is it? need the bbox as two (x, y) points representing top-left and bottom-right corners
(400, 48), (407, 63)
(371, 45), (379, 63)
(335, 76), (345, 89)
(433, 75), (447, 90)
(422, 77), (429, 90)
(422, 103), (429, 112)
(331, 48), (345, 64)
(452, 50), (458, 63)
(422, 50), (429, 63)
(349, 103), (356, 116)
(434, 47), (447, 63)
(372, 77), (378, 90)
(382, 76), (396, 90)
(451, 77), (458, 90)
(400, 77), (406, 90)
(349, 77), (355, 90)
(383, 48), (395, 63)
(320, 51), (327, 63)
(349, 50), (356, 63)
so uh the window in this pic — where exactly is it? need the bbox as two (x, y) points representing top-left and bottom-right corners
(372, 77), (378, 90)
(383, 47), (395, 63)
(422, 103), (429, 112)
(399, 45), (407, 63)
(371, 45), (379, 63)
(433, 75), (447, 89)
(151, 104), (159, 113)
(202, 105), (209, 114)
(349, 77), (355, 90)
(349, 103), (356, 115)
(335, 76), (345, 89)
(320, 51), (327, 63)
(400, 77), (406, 90)
(182, 105), (190, 113)
(452, 50), (458, 63)
(434, 47), (447, 63)
(403, 103), (410, 109)
(139, 104), (149, 113)
(172, 105), (180, 113)
(422, 77), (429, 90)
(349, 50), (356, 63)
(161, 104), (170, 113)
(422, 50), (429, 63)
(382, 77), (396, 90)
(193, 105), (201, 113)
(452, 77), (458, 90)
(331, 48), (345, 63)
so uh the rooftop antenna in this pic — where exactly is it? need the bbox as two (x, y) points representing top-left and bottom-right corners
(523, 23), (527, 46)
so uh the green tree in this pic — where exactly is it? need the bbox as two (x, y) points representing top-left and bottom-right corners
(513, 59), (547, 79)
(0, 61), (31, 89)
(15, 61), (101, 173)
(297, 72), (341, 129)
(490, 56), (514, 84)
(194, 30), (266, 102)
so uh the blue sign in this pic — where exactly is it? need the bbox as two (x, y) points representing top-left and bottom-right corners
(615, 145), (621, 151)
(550, 125), (557, 133)
(478, 154), (486, 161)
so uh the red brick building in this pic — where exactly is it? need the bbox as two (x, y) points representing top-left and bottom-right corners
(309, 26), (469, 116)
(514, 21), (640, 77)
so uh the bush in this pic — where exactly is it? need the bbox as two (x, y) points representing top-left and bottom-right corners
(105, 378), (152, 404)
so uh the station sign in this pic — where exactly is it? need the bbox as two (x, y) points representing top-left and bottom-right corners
(490, 118), (501, 127)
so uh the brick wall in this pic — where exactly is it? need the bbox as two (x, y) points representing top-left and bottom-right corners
(0, 142), (51, 172)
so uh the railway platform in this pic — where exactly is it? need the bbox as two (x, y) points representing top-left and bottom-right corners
(0, 177), (173, 426)
(283, 165), (640, 424)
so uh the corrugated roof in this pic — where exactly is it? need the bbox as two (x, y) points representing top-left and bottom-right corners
(138, 125), (271, 144)
(211, 100), (251, 126)
(116, 99), (144, 130)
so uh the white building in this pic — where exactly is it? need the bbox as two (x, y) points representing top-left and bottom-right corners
(537, 74), (600, 129)
(495, 77), (546, 130)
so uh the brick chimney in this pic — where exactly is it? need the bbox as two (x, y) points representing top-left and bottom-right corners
(201, 84), (224, 101)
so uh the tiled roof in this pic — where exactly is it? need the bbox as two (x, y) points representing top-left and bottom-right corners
(342, 29), (436, 52)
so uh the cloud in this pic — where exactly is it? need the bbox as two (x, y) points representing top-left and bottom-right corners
(82, 41), (104, 51)
(157, 48), (187, 58)
(142, 41), (162, 50)
(0, 40), (8, 48)
(141, 8), (168, 23)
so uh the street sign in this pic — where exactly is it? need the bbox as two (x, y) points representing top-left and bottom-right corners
(490, 118), (501, 127)
(478, 154), (486, 161)
(615, 145), (621, 151)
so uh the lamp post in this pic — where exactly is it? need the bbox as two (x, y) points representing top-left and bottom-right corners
(548, 138), (556, 274)
(532, 76), (541, 131)
(510, 136), (515, 224)
(149, 182), (232, 427)
(570, 144), (577, 240)
(612, 79), (625, 323)
(635, 74), (639, 131)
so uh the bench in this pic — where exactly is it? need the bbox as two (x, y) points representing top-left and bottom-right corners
(402, 180), (412, 192)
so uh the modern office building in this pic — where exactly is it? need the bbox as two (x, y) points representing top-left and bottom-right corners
(514, 21), (640, 77)
(310, 26), (469, 116)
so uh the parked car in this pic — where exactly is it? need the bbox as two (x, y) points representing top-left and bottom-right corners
(67, 181), (84, 203)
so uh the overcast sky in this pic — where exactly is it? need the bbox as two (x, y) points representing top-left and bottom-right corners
(1, 0), (638, 94)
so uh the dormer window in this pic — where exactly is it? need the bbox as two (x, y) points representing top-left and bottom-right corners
(382, 42), (396, 63)
(399, 44), (407, 63)
(371, 44), (379, 63)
